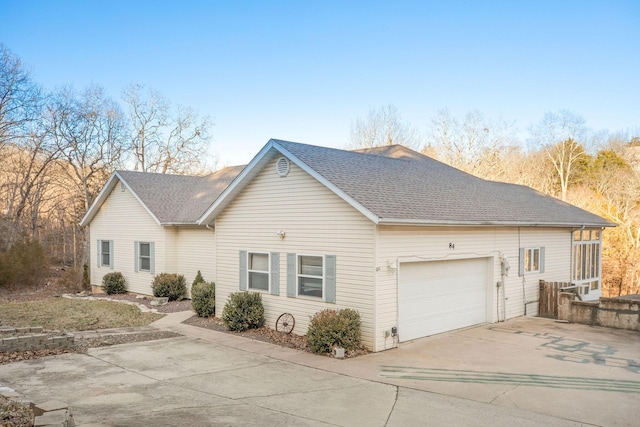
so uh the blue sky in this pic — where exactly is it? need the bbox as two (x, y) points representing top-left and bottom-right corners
(1, 0), (638, 166)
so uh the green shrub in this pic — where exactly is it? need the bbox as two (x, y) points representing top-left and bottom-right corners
(152, 273), (187, 301)
(191, 281), (215, 317)
(192, 270), (205, 287)
(102, 272), (127, 294)
(221, 292), (265, 331)
(0, 238), (48, 289)
(307, 309), (362, 354)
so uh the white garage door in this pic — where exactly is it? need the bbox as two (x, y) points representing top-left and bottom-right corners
(398, 258), (489, 342)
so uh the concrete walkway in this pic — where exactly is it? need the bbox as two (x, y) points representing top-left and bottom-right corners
(1, 311), (638, 426)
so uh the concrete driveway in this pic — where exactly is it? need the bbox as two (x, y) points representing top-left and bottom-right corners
(1, 314), (638, 426)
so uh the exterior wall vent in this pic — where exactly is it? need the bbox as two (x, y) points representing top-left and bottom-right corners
(276, 157), (290, 177)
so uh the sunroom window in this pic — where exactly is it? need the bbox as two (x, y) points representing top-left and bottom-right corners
(572, 229), (602, 293)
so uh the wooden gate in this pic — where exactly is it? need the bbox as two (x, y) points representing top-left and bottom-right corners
(539, 280), (572, 318)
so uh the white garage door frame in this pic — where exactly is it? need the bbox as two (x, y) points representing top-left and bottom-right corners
(397, 257), (494, 342)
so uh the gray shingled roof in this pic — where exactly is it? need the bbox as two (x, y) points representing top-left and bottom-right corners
(118, 165), (245, 224)
(274, 140), (612, 227)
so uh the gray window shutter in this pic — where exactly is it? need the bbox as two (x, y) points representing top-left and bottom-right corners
(239, 250), (247, 290)
(134, 241), (139, 272)
(518, 248), (525, 276)
(109, 240), (114, 269)
(539, 246), (545, 273)
(270, 252), (280, 295)
(287, 253), (296, 297)
(97, 240), (101, 268)
(149, 242), (155, 274)
(325, 255), (336, 303)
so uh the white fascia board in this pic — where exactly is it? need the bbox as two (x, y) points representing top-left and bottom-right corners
(79, 172), (119, 226)
(79, 171), (162, 227)
(197, 141), (278, 225)
(271, 141), (380, 225)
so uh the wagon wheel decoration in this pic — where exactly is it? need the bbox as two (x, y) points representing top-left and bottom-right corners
(276, 313), (295, 334)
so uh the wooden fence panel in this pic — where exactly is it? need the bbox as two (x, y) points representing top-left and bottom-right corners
(539, 280), (572, 318)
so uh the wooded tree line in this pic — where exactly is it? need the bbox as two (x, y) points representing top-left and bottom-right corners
(351, 105), (640, 297)
(0, 45), (214, 286)
(2, 43), (639, 297)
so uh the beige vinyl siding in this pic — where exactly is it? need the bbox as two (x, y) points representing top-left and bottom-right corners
(172, 227), (217, 296)
(216, 158), (376, 349)
(89, 180), (166, 295)
(375, 225), (571, 351)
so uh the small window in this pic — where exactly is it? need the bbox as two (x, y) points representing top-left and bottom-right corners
(519, 246), (545, 275)
(135, 241), (154, 273)
(248, 252), (269, 291)
(298, 255), (323, 298)
(139, 243), (151, 271)
(101, 241), (111, 266)
(97, 240), (113, 268)
(524, 248), (540, 273)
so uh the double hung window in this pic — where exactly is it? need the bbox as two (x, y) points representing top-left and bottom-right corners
(134, 241), (155, 273)
(248, 252), (270, 291)
(97, 240), (113, 268)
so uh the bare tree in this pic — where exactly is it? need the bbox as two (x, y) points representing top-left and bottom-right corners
(0, 44), (42, 149)
(349, 104), (421, 149)
(123, 84), (214, 174)
(48, 85), (126, 213)
(529, 110), (588, 201)
(0, 135), (59, 247)
(426, 109), (518, 179)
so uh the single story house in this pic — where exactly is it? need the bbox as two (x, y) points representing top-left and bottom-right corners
(80, 139), (613, 352)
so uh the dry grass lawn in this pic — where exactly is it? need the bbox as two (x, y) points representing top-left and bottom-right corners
(0, 298), (164, 330)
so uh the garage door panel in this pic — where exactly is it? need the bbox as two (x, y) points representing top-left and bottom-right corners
(398, 258), (489, 341)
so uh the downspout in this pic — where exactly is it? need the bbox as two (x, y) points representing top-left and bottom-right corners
(499, 254), (508, 322)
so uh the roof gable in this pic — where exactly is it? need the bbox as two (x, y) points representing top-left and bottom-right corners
(80, 165), (245, 227)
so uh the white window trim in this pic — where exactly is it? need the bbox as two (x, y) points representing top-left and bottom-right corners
(247, 251), (270, 292)
(296, 254), (324, 299)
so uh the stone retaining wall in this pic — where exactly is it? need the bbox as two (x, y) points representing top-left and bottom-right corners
(0, 327), (75, 352)
(558, 293), (640, 331)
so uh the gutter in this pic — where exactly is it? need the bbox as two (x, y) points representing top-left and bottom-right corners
(377, 218), (615, 228)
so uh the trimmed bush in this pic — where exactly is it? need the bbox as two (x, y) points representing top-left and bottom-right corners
(192, 270), (205, 287)
(307, 308), (362, 354)
(152, 273), (187, 301)
(102, 272), (127, 294)
(222, 292), (265, 331)
(191, 281), (215, 317)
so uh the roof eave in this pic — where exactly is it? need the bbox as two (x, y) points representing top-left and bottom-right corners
(378, 218), (616, 228)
